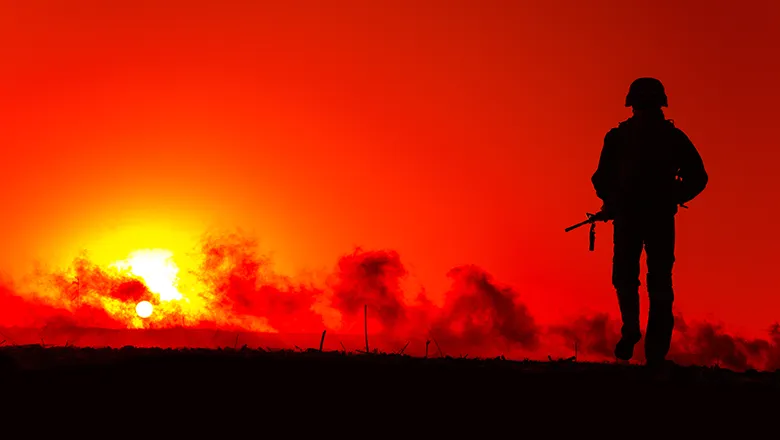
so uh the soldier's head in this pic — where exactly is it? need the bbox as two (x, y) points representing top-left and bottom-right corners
(625, 77), (668, 111)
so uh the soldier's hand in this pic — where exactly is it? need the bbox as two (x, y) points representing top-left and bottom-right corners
(599, 204), (615, 221)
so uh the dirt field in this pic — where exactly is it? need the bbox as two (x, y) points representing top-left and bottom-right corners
(1, 344), (777, 435)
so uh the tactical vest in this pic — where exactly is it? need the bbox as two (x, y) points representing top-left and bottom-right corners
(610, 117), (682, 214)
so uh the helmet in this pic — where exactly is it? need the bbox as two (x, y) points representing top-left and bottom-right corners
(625, 77), (668, 108)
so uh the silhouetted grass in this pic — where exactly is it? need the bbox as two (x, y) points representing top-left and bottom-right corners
(2, 344), (778, 384)
(1, 344), (777, 428)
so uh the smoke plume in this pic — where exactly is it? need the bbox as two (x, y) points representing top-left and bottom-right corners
(1, 230), (778, 371)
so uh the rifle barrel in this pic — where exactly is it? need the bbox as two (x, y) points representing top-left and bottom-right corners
(565, 219), (592, 232)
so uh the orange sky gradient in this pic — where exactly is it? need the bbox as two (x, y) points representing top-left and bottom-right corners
(1, 0), (779, 338)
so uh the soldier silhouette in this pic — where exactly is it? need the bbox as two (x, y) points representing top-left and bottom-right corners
(591, 77), (708, 367)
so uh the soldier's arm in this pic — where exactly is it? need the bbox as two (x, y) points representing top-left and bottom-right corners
(591, 129), (619, 204)
(675, 129), (708, 204)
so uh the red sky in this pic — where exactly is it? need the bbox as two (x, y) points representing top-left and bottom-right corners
(0, 0), (778, 337)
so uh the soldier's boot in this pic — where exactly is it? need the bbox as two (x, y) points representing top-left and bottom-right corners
(645, 298), (674, 366)
(615, 288), (642, 361)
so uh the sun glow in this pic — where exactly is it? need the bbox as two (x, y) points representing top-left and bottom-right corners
(110, 249), (184, 301)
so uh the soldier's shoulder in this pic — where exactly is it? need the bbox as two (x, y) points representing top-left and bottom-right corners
(607, 118), (630, 132)
(664, 120), (691, 138)
(603, 128), (620, 145)
(604, 119), (630, 139)
(664, 118), (680, 130)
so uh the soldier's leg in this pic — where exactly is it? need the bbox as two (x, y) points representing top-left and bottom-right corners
(612, 215), (644, 360)
(644, 214), (676, 365)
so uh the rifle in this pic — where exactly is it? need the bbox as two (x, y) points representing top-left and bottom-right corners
(564, 210), (611, 251)
(565, 203), (689, 251)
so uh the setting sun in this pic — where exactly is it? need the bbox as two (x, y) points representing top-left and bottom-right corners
(135, 300), (153, 318)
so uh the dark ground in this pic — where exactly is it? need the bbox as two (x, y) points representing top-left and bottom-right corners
(0, 346), (778, 435)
